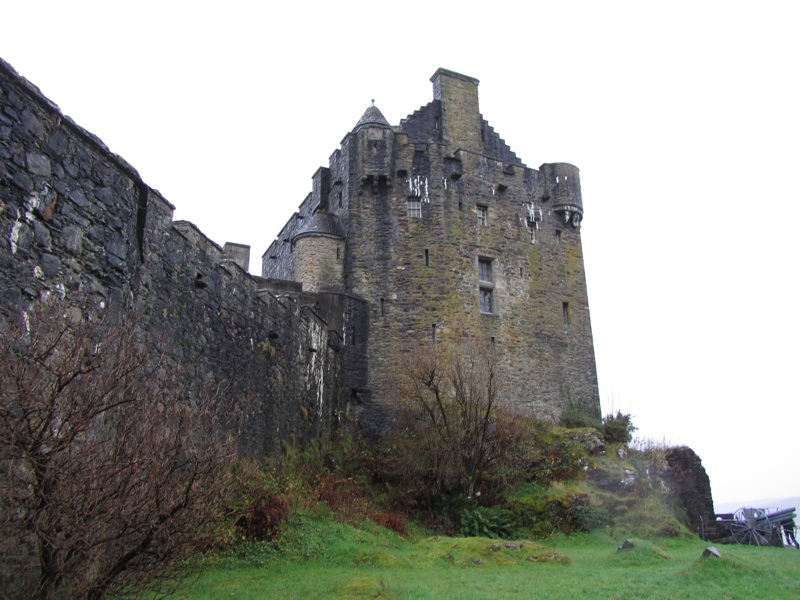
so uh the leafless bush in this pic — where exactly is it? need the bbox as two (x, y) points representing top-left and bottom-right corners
(386, 342), (502, 500)
(0, 302), (241, 599)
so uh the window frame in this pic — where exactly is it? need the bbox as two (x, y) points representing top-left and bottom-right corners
(478, 256), (495, 314)
(476, 204), (488, 226)
(407, 198), (422, 218)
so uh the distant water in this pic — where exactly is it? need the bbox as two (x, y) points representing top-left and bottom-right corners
(714, 496), (800, 514)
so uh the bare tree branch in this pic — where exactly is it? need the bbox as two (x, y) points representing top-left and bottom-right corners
(0, 302), (243, 599)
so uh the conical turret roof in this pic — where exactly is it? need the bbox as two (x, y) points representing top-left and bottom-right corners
(292, 211), (345, 243)
(354, 102), (390, 130)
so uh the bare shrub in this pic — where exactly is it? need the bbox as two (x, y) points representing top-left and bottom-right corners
(384, 342), (502, 501)
(0, 303), (242, 599)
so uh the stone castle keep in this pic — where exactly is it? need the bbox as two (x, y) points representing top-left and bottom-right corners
(261, 68), (600, 426)
(0, 60), (600, 449)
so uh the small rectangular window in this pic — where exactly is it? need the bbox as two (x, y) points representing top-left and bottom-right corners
(479, 257), (494, 314)
(425, 249), (430, 266)
(477, 205), (488, 226)
(563, 302), (570, 326)
(407, 198), (422, 218)
(527, 221), (536, 243)
(478, 257), (492, 282)
(480, 288), (493, 314)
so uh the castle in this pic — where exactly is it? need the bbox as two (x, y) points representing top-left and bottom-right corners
(260, 68), (600, 427)
(0, 60), (599, 450)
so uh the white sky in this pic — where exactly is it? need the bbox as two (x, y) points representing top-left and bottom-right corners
(3, 1), (798, 507)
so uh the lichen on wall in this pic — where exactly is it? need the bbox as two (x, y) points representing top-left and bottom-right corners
(0, 57), (346, 456)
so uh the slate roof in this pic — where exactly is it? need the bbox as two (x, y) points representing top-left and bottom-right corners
(354, 103), (390, 130)
(292, 211), (346, 243)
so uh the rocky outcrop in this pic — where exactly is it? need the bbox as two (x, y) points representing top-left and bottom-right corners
(664, 446), (714, 535)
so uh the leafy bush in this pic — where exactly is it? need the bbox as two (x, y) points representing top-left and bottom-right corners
(460, 506), (513, 539)
(602, 411), (636, 444)
(506, 490), (602, 537)
(572, 504), (607, 532)
(526, 423), (588, 483)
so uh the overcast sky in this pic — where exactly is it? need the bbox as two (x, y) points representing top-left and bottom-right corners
(3, 1), (798, 507)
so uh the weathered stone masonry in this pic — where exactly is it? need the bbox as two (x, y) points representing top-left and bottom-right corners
(263, 68), (601, 426)
(2, 60), (600, 450)
(0, 57), (366, 454)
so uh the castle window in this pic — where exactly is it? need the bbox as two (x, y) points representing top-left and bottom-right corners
(407, 198), (422, 218)
(527, 221), (536, 244)
(434, 116), (440, 130)
(478, 257), (494, 314)
(563, 302), (570, 326)
(478, 257), (492, 282)
(425, 249), (430, 266)
(480, 288), (493, 314)
(477, 205), (488, 226)
(556, 229), (563, 245)
(338, 192), (342, 208)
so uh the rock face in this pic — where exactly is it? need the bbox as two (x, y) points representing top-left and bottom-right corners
(664, 446), (715, 535)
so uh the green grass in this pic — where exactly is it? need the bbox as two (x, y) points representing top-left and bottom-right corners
(172, 432), (800, 599)
(175, 518), (800, 599)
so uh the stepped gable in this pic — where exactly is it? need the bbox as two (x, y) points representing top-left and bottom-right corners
(396, 100), (441, 145)
(480, 118), (524, 167)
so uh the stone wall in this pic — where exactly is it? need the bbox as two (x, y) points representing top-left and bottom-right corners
(0, 57), (348, 455)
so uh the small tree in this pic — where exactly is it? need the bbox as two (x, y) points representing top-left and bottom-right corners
(390, 342), (501, 500)
(602, 411), (636, 444)
(0, 303), (241, 599)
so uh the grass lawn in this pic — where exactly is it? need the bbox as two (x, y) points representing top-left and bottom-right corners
(175, 520), (800, 599)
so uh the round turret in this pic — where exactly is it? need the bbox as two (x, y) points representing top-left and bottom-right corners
(541, 163), (583, 228)
(292, 212), (346, 292)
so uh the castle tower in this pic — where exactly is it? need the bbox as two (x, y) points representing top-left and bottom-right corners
(541, 162), (584, 229)
(292, 211), (345, 293)
(353, 102), (394, 190)
(262, 69), (601, 426)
